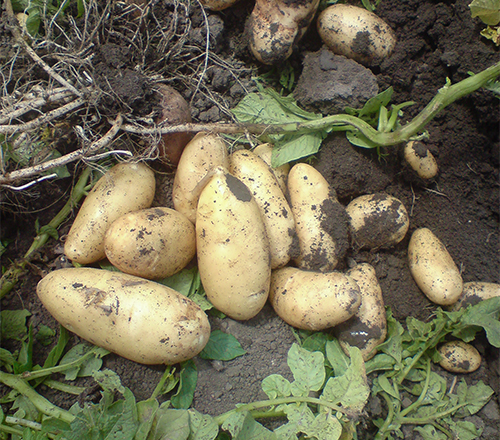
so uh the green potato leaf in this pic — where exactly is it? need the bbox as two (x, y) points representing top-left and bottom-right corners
(287, 343), (326, 396)
(1, 309), (31, 341)
(469, 0), (500, 25)
(221, 411), (276, 440)
(171, 360), (198, 410)
(198, 330), (246, 361)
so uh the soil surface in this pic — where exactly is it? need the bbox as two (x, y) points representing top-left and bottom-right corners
(1, 0), (499, 439)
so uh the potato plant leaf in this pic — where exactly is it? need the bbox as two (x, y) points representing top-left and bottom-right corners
(171, 359), (198, 410)
(469, 0), (500, 25)
(188, 409), (219, 440)
(1, 309), (31, 341)
(261, 374), (292, 400)
(198, 330), (246, 361)
(59, 344), (108, 381)
(221, 411), (276, 440)
(287, 343), (325, 396)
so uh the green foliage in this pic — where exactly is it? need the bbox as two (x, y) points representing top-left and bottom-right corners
(469, 0), (500, 25)
(198, 330), (246, 361)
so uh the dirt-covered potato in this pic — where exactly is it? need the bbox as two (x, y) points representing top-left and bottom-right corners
(230, 149), (296, 269)
(408, 228), (463, 306)
(37, 268), (210, 365)
(451, 282), (500, 311)
(247, 0), (320, 64)
(346, 193), (409, 250)
(196, 168), (271, 320)
(288, 163), (349, 272)
(155, 84), (193, 167)
(269, 267), (361, 331)
(404, 141), (439, 180)
(438, 341), (481, 374)
(317, 4), (396, 66)
(64, 163), (156, 264)
(253, 143), (290, 195)
(104, 207), (195, 280)
(336, 263), (386, 361)
(200, 0), (241, 10)
(172, 133), (229, 224)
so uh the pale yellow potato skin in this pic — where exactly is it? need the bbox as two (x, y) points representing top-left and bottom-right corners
(346, 193), (409, 250)
(438, 341), (481, 374)
(104, 207), (196, 280)
(318, 4), (396, 66)
(36, 268), (210, 365)
(199, 0), (241, 11)
(288, 163), (348, 272)
(196, 169), (271, 320)
(451, 282), (500, 311)
(172, 133), (229, 224)
(269, 267), (361, 331)
(64, 163), (155, 264)
(230, 149), (295, 269)
(408, 228), (463, 306)
(253, 143), (290, 195)
(336, 264), (387, 361)
(404, 141), (439, 180)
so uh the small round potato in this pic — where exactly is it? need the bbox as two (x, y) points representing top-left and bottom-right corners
(269, 267), (361, 331)
(408, 228), (463, 306)
(253, 143), (290, 195)
(37, 268), (210, 365)
(288, 163), (349, 272)
(438, 341), (481, 374)
(64, 162), (156, 264)
(346, 193), (409, 250)
(196, 168), (271, 320)
(318, 4), (396, 66)
(104, 207), (196, 280)
(172, 132), (229, 224)
(336, 263), (387, 361)
(404, 141), (439, 180)
(451, 282), (500, 311)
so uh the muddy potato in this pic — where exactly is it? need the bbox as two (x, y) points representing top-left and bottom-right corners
(229, 149), (296, 269)
(253, 143), (290, 195)
(346, 193), (409, 250)
(404, 141), (439, 180)
(200, 0), (241, 10)
(196, 168), (271, 320)
(269, 267), (361, 331)
(438, 341), (481, 374)
(288, 163), (349, 272)
(408, 228), (463, 306)
(336, 263), (387, 361)
(104, 207), (195, 280)
(64, 163), (156, 264)
(37, 268), (210, 365)
(451, 282), (500, 311)
(318, 4), (396, 66)
(172, 133), (229, 224)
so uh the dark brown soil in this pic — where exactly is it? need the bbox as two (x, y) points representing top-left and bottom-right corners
(1, 0), (499, 438)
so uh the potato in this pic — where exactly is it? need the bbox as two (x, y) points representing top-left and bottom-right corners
(229, 149), (296, 269)
(438, 341), (481, 374)
(247, 0), (320, 64)
(64, 163), (155, 264)
(317, 4), (396, 66)
(196, 168), (271, 320)
(269, 267), (361, 331)
(155, 84), (193, 167)
(104, 207), (195, 280)
(172, 133), (229, 224)
(253, 143), (290, 195)
(288, 163), (349, 272)
(404, 141), (439, 180)
(37, 268), (210, 365)
(200, 0), (241, 10)
(346, 193), (409, 250)
(451, 282), (500, 311)
(408, 228), (463, 306)
(336, 264), (386, 361)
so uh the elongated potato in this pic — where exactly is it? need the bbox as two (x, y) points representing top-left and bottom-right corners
(230, 149), (296, 269)
(269, 267), (361, 331)
(451, 282), (500, 311)
(408, 228), (463, 306)
(196, 168), (271, 320)
(104, 207), (196, 280)
(336, 263), (386, 361)
(37, 268), (210, 365)
(288, 163), (349, 272)
(438, 341), (481, 374)
(172, 133), (229, 224)
(253, 143), (290, 195)
(64, 163), (155, 264)
(404, 141), (439, 180)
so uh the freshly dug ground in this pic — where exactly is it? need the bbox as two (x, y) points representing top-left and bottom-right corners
(0, 0), (499, 438)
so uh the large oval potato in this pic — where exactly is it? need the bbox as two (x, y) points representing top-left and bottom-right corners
(64, 163), (156, 264)
(288, 163), (349, 272)
(253, 143), (290, 195)
(336, 263), (387, 361)
(269, 267), (361, 331)
(196, 168), (271, 320)
(37, 268), (210, 365)
(230, 149), (296, 269)
(172, 133), (229, 224)
(104, 207), (196, 280)
(408, 228), (463, 306)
